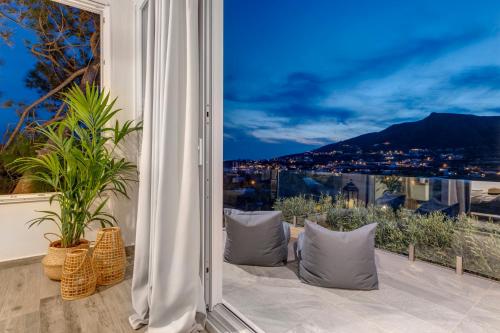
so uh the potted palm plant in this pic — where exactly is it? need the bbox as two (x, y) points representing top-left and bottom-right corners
(9, 84), (141, 280)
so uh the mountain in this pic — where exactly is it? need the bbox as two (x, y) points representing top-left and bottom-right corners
(314, 113), (500, 154)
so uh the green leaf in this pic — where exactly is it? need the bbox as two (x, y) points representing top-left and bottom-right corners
(10, 84), (142, 246)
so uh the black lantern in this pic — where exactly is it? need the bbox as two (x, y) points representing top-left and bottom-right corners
(342, 179), (359, 208)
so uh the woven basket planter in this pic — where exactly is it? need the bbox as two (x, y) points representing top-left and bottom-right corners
(61, 249), (96, 300)
(92, 227), (126, 286)
(41, 233), (90, 281)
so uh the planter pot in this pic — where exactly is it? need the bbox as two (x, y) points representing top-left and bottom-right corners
(41, 234), (90, 281)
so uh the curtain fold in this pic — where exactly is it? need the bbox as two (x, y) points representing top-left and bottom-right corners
(130, 0), (205, 332)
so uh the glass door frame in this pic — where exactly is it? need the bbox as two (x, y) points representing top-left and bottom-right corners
(202, 0), (224, 310)
(203, 1), (265, 331)
(133, 0), (260, 329)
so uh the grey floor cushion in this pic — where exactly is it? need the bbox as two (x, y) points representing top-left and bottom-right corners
(224, 210), (289, 266)
(295, 220), (378, 290)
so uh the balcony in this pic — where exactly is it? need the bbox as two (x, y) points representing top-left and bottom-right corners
(222, 171), (500, 332)
(223, 243), (500, 333)
(224, 171), (500, 280)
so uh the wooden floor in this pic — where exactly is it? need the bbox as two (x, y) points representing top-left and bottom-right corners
(0, 251), (147, 333)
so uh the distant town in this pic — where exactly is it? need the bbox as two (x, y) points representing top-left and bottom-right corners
(223, 113), (500, 214)
(225, 113), (500, 181)
(225, 143), (500, 181)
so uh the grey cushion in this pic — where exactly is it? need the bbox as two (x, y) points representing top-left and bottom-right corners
(224, 211), (289, 266)
(223, 208), (242, 216)
(223, 208), (243, 227)
(282, 222), (291, 245)
(296, 220), (378, 290)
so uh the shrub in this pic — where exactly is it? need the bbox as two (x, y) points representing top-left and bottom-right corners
(453, 214), (500, 278)
(273, 194), (335, 225)
(326, 206), (366, 231)
(317, 193), (333, 213)
(273, 194), (316, 222)
(278, 194), (500, 280)
(370, 207), (407, 252)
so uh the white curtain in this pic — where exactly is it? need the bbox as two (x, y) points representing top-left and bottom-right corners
(129, 0), (205, 332)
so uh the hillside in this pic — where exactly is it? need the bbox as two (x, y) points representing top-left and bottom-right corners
(314, 113), (500, 153)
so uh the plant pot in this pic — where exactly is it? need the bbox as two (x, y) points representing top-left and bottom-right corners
(41, 235), (90, 281)
(92, 227), (126, 286)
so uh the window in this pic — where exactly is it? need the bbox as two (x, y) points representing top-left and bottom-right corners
(0, 0), (101, 195)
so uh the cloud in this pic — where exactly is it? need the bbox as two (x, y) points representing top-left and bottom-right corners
(224, 27), (500, 151)
(270, 104), (356, 124)
(225, 109), (289, 130)
(323, 30), (500, 122)
(225, 108), (381, 145)
(449, 66), (500, 90)
(337, 29), (490, 80)
(225, 29), (490, 104)
(225, 72), (326, 105)
(249, 120), (381, 145)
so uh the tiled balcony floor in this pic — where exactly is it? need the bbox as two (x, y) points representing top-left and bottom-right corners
(223, 246), (500, 333)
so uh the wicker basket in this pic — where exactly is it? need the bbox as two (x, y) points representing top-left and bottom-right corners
(41, 233), (90, 280)
(92, 227), (126, 286)
(61, 249), (96, 300)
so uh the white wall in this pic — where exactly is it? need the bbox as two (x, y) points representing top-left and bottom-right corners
(1, 199), (60, 261)
(0, 0), (139, 262)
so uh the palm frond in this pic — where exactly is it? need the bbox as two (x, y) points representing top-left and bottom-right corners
(9, 84), (141, 247)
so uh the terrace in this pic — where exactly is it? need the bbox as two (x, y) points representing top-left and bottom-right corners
(221, 172), (500, 332)
(223, 247), (500, 333)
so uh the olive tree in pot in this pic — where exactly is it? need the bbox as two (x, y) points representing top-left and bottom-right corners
(9, 84), (141, 280)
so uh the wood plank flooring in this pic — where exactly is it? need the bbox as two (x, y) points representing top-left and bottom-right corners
(0, 251), (147, 333)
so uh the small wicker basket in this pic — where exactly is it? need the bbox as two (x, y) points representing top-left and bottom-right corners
(61, 249), (96, 300)
(92, 227), (126, 286)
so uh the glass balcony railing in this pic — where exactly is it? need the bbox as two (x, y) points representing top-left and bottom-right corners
(223, 169), (500, 280)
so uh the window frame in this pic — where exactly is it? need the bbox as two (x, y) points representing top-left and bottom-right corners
(203, 1), (268, 331)
(203, 0), (224, 310)
(134, 0), (149, 123)
(0, 0), (110, 203)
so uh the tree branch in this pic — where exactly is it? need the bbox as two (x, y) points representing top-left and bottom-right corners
(1, 67), (87, 151)
(0, 10), (36, 33)
(25, 102), (66, 132)
(30, 45), (71, 75)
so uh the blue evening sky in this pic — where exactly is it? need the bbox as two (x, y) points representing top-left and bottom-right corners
(224, 0), (500, 160)
(0, 22), (40, 138)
